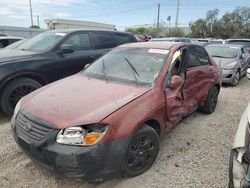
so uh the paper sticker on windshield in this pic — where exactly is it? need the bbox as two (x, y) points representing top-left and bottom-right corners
(230, 46), (239, 49)
(55, 33), (66, 36)
(148, 49), (169, 55)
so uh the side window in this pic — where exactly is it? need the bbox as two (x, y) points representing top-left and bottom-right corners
(0, 39), (9, 48)
(113, 33), (133, 45)
(93, 33), (116, 49)
(186, 46), (209, 69)
(63, 33), (91, 51)
(9, 39), (20, 45)
(169, 48), (187, 75)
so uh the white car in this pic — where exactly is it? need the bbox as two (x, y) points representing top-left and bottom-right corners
(0, 36), (23, 49)
(229, 68), (250, 188)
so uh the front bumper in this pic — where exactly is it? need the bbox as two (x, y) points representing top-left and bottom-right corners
(222, 69), (236, 84)
(11, 113), (130, 182)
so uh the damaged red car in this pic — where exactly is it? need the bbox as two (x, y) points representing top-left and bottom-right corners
(11, 42), (222, 181)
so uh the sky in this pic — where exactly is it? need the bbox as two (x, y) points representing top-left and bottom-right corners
(0, 0), (249, 30)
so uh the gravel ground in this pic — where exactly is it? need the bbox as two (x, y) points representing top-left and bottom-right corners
(0, 77), (250, 188)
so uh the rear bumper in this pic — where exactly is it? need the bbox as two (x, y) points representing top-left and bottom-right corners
(222, 69), (236, 84)
(11, 116), (130, 181)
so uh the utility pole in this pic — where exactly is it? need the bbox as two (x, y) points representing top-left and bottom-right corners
(175, 0), (180, 28)
(167, 16), (171, 36)
(36, 15), (40, 27)
(156, 3), (160, 36)
(29, 0), (33, 26)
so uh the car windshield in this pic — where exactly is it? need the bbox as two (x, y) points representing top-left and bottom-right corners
(84, 48), (168, 86)
(16, 32), (67, 52)
(227, 40), (250, 47)
(206, 46), (239, 58)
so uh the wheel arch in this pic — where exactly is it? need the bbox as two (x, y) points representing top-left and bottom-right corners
(143, 119), (161, 136)
(0, 72), (47, 95)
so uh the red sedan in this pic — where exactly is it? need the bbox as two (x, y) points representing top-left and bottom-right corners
(11, 42), (222, 181)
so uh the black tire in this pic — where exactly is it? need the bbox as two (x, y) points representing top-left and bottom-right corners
(0, 78), (41, 116)
(228, 149), (238, 188)
(231, 71), (240, 87)
(122, 125), (160, 177)
(199, 86), (219, 114)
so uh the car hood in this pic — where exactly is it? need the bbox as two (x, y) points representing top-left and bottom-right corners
(22, 74), (151, 129)
(212, 57), (238, 69)
(0, 49), (37, 63)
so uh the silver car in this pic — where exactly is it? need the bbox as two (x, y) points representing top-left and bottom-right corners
(206, 44), (250, 86)
(229, 71), (250, 188)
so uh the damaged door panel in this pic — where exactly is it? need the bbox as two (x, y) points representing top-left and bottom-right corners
(182, 45), (214, 112)
(164, 48), (187, 126)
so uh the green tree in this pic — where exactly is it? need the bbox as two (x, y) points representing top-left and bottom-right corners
(30, 25), (40, 29)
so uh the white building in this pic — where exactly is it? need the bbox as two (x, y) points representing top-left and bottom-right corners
(44, 19), (116, 30)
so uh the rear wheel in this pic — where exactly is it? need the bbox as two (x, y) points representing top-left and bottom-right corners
(199, 86), (219, 114)
(0, 78), (41, 116)
(122, 125), (160, 177)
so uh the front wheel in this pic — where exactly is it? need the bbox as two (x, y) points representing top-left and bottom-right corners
(231, 71), (240, 86)
(199, 86), (219, 114)
(122, 125), (160, 177)
(0, 78), (41, 116)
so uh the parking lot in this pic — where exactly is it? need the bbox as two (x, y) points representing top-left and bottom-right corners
(0, 77), (248, 188)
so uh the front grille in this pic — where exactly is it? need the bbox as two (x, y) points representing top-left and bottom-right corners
(15, 111), (54, 142)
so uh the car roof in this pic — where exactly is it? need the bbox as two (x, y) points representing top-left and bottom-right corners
(225, 39), (250, 42)
(119, 41), (184, 50)
(0, 36), (24, 40)
(47, 29), (133, 35)
(206, 44), (243, 48)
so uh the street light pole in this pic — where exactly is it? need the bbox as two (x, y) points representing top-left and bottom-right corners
(37, 15), (40, 27)
(156, 3), (160, 36)
(29, 0), (34, 26)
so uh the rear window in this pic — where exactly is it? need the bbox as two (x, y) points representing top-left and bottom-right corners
(226, 40), (250, 47)
(0, 39), (9, 48)
(113, 33), (134, 45)
(210, 41), (223, 44)
(92, 33), (116, 49)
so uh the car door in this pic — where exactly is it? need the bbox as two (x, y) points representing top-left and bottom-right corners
(52, 32), (95, 80)
(240, 47), (250, 73)
(164, 47), (188, 127)
(90, 32), (116, 59)
(181, 45), (214, 113)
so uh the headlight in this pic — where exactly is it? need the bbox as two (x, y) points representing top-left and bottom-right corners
(223, 62), (237, 70)
(13, 98), (23, 119)
(56, 124), (108, 146)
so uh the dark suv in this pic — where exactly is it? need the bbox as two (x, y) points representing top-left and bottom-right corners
(0, 29), (137, 116)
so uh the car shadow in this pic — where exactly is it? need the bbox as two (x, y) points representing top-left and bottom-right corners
(0, 110), (10, 123)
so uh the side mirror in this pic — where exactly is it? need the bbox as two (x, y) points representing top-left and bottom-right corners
(247, 68), (250, 80)
(169, 75), (183, 89)
(84, 63), (90, 69)
(59, 44), (74, 54)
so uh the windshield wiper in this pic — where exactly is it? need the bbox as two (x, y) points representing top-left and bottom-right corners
(124, 57), (140, 87)
(212, 55), (227, 58)
(102, 59), (109, 82)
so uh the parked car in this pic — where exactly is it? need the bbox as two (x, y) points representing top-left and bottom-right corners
(229, 73), (250, 188)
(209, 39), (224, 44)
(225, 39), (250, 54)
(0, 29), (137, 116)
(2, 38), (27, 50)
(11, 42), (222, 181)
(0, 36), (23, 48)
(206, 44), (250, 86)
(151, 37), (191, 43)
